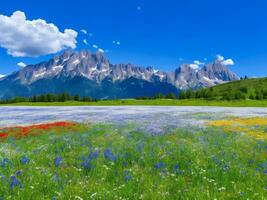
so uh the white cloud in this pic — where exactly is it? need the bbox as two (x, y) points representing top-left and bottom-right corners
(0, 11), (78, 57)
(194, 60), (205, 65)
(17, 62), (27, 68)
(216, 54), (235, 66)
(0, 74), (5, 78)
(216, 54), (225, 61)
(81, 29), (87, 34)
(222, 59), (234, 66)
(189, 64), (199, 69)
(83, 39), (89, 45)
(98, 48), (105, 53)
(189, 60), (205, 70)
(112, 40), (121, 45)
(92, 44), (98, 49)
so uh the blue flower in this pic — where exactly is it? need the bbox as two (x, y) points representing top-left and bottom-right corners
(104, 149), (116, 161)
(1, 158), (9, 168)
(10, 176), (22, 189)
(136, 143), (144, 152)
(154, 162), (166, 170)
(173, 164), (184, 174)
(81, 160), (92, 170)
(124, 170), (132, 182)
(81, 150), (99, 170)
(124, 152), (131, 159)
(16, 170), (22, 176)
(122, 161), (128, 167)
(0, 173), (5, 180)
(52, 197), (56, 200)
(88, 150), (99, 160)
(20, 156), (30, 164)
(264, 169), (267, 174)
(54, 156), (62, 167)
(52, 173), (60, 182)
(222, 164), (230, 171)
(173, 164), (179, 171)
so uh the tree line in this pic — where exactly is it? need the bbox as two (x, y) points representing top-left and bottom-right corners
(0, 93), (95, 104)
(137, 87), (267, 101)
(178, 87), (267, 100)
(1, 86), (267, 104)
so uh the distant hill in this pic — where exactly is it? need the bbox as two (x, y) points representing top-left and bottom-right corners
(180, 77), (267, 100)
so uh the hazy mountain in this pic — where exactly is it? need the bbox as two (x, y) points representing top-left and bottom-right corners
(0, 50), (239, 99)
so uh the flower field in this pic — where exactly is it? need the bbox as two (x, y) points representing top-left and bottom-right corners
(0, 117), (266, 200)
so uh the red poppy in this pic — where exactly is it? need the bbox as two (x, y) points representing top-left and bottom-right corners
(0, 121), (77, 139)
(0, 132), (8, 138)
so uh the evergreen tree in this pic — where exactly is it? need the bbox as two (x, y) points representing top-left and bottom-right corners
(249, 94), (255, 100)
(179, 91), (186, 99)
(74, 95), (80, 101)
(165, 93), (176, 99)
(154, 93), (164, 99)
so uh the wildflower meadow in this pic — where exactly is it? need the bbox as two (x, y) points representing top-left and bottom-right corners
(0, 118), (267, 199)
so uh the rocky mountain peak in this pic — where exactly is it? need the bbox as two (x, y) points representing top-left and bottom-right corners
(0, 50), (240, 99)
(201, 60), (239, 81)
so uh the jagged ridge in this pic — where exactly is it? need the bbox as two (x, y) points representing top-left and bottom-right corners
(0, 50), (239, 99)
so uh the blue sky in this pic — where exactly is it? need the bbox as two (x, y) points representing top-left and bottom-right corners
(0, 0), (266, 77)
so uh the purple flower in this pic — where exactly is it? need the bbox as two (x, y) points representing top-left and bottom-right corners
(20, 156), (30, 164)
(54, 156), (62, 167)
(154, 162), (166, 170)
(264, 169), (267, 174)
(10, 176), (22, 189)
(104, 149), (116, 161)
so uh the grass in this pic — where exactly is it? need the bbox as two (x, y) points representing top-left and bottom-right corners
(193, 77), (267, 99)
(0, 121), (267, 199)
(211, 77), (267, 95)
(2, 99), (267, 107)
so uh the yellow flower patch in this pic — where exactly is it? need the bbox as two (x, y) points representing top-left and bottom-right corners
(207, 117), (267, 140)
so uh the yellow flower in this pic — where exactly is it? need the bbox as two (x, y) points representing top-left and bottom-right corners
(207, 117), (267, 140)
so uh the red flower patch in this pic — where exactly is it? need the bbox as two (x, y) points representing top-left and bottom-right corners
(0, 121), (77, 140)
(0, 132), (8, 138)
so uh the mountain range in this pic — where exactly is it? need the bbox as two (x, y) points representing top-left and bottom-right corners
(0, 50), (239, 99)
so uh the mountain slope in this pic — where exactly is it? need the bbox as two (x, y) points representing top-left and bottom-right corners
(0, 50), (239, 99)
(186, 77), (267, 100)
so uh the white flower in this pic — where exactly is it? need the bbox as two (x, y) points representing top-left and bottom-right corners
(74, 196), (83, 200)
(90, 193), (97, 198)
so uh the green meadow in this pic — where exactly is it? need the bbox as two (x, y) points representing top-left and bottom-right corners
(2, 99), (267, 107)
(0, 123), (266, 199)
